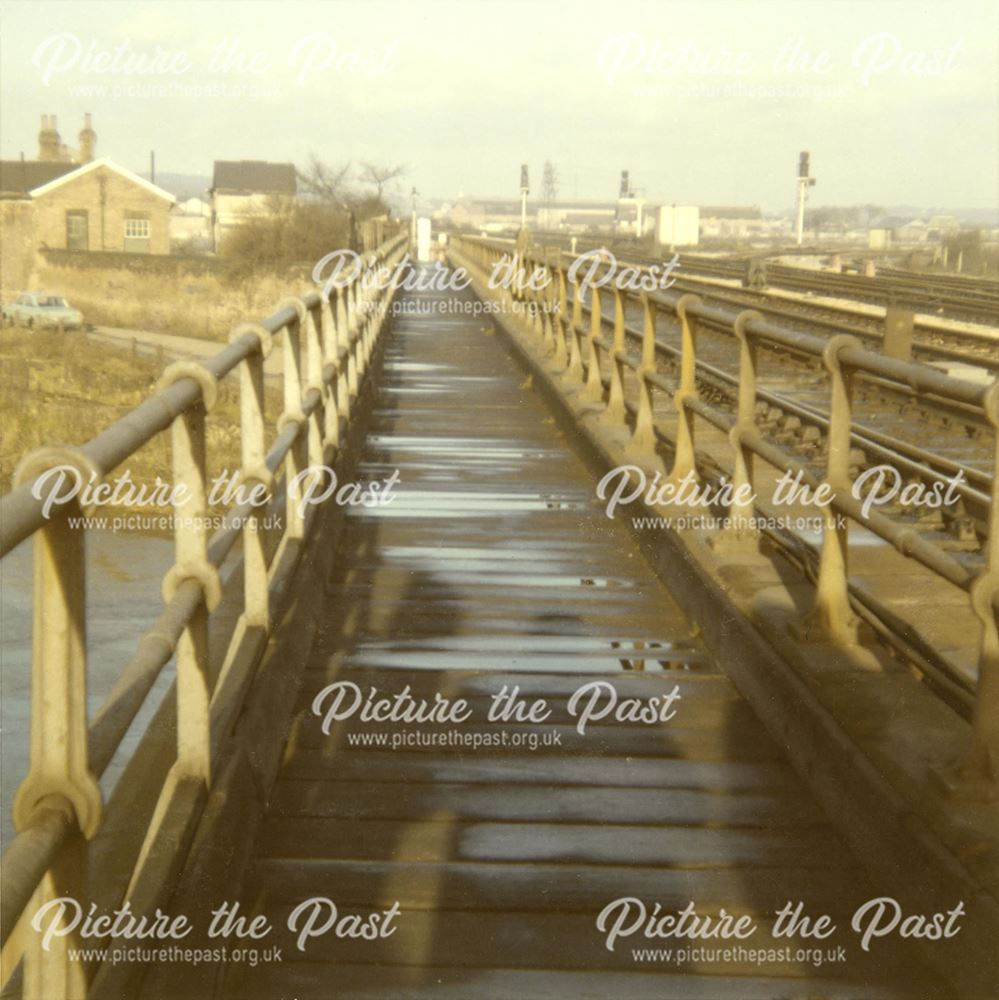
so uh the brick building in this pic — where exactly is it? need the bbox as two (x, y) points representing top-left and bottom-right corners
(30, 158), (175, 254)
(0, 160), (79, 288)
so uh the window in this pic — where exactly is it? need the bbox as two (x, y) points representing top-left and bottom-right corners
(124, 215), (151, 253)
(66, 211), (88, 250)
(124, 218), (150, 239)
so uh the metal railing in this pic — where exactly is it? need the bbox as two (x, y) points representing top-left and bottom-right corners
(0, 232), (408, 998)
(450, 234), (999, 791)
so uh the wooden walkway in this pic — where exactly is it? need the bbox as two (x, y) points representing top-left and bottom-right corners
(220, 281), (949, 999)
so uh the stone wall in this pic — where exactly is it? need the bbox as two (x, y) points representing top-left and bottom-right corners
(0, 201), (37, 292)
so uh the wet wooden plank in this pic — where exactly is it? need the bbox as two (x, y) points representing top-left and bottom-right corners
(302, 668), (728, 697)
(224, 962), (905, 1000)
(278, 751), (803, 793)
(285, 719), (785, 760)
(228, 907), (930, 987)
(256, 818), (852, 868)
(244, 858), (862, 915)
(268, 780), (825, 826)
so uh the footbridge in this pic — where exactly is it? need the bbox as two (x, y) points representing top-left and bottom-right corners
(1, 232), (997, 999)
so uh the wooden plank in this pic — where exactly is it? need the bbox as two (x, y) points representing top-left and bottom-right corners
(243, 858), (862, 915)
(349, 635), (706, 655)
(267, 780), (825, 827)
(278, 751), (803, 793)
(256, 818), (852, 869)
(292, 698), (759, 733)
(227, 907), (930, 987)
(301, 669), (731, 698)
(309, 650), (715, 673)
(223, 962), (906, 1000)
(284, 719), (785, 760)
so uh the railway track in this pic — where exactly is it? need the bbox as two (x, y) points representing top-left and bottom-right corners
(684, 257), (999, 326)
(532, 236), (999, 370)
(469, 238), (994, 556)
(656, 277), (999, 374)
(560, 289), (992, 713)
(455, 234), (996, 714)
(571, 291), (994, 566)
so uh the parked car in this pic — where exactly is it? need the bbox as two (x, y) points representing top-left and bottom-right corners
(2, 292), (84, 330)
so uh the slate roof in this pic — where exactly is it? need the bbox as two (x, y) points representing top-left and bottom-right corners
(0, 160), (76, 198)
(211, 160), (297, 195)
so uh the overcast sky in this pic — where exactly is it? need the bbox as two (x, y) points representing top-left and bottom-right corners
(1, 0), (996, 213)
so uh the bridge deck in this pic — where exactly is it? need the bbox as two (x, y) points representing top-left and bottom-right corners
(219, 283), (947, 998)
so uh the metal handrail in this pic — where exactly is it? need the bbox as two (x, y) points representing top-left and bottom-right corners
(451, 234), (999, 793)
(0, 232), (409, 993)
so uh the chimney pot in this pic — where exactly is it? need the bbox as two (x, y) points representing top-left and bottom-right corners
(78, 113), (96, 163)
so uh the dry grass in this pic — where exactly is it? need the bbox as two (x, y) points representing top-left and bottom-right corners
(33, 264), (314, 342)
(0, 327), (281, 521)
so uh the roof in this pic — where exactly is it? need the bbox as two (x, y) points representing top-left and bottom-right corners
(212, 160), (297, 195)
(0, 160), (76, 198)
(28, 157), (176, 202)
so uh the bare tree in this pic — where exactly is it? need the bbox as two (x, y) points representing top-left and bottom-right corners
(297, 154), (354, 207)
(360, 162), (406, 200)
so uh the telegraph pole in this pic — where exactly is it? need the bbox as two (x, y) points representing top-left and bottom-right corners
(520, 163), (529, 230)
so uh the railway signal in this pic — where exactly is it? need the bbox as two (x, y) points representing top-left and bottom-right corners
(795, 150), (817, 246)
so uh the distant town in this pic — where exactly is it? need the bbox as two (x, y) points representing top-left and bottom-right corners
(1, 111), (996, 296)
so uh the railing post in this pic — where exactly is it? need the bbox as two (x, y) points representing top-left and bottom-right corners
(566, 274), (585, 383)
(303, 299), (326, 468)
(356, 258), (373, 374)
(319, 293), (340, 457)
(332, 286), (352, 422)
(345, 278), (360, 400)
(11, 450), (103, 840)
(352, 276), (368, 383)
(605, 287), (627, 424)
(229, 323), (274, 629)
(627, 293), (661, 463)
(534, 250), (552, 350)
(11, 449), (103, 1000)
(583, 284), (604, 401)
(810, 335), (861, 645)
(722, 309), (765, 549)
(670, 294), (702, 482)
(277, 303), (308, 542)
(279, 301), (324, 527)
(157, 362), (223, 783)
(961, 381), (999, 791)
(551, 260), (569, 369)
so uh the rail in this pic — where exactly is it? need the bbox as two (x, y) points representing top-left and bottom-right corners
(450, 234), (999, 793)
(0, 232), (409, 998)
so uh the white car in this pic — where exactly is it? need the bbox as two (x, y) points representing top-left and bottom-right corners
(2, 292), (85, 330)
